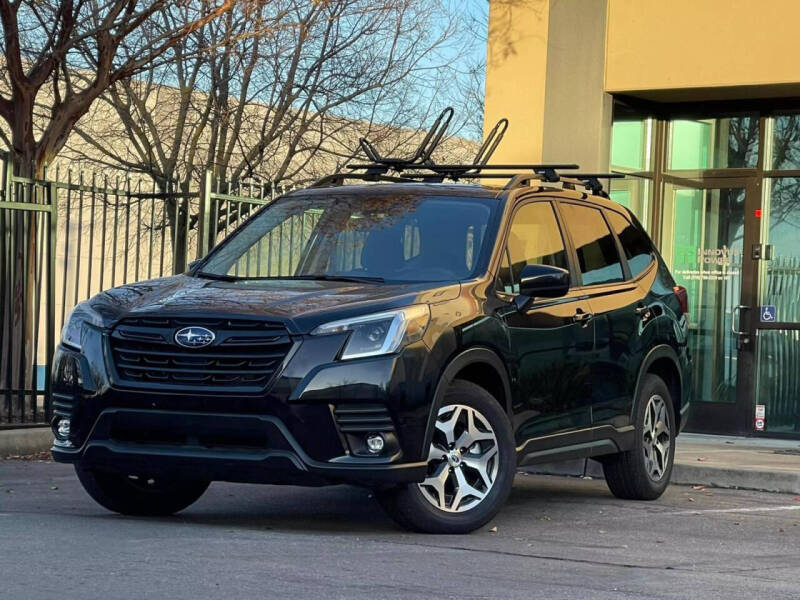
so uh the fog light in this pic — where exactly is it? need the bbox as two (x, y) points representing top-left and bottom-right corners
(57, 417), (71, 438)
(366, 433), (385, 454)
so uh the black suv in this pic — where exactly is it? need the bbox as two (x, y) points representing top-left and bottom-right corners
(51, 163), (690, 534)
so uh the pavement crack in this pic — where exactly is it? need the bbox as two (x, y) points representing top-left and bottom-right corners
(378, 538), (677, 571)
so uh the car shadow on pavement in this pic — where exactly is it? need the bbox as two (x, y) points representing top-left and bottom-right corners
(85, 474), (622, 536)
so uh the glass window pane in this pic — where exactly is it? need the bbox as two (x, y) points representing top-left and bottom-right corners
(499, 202), (568, 294)
(761, 177), (800, 321)
(669, 116), (758, 170)
(609, 177), (652, 231)
(606, 211), (654, 278)
(560, 204), (624, 286)
(756, 330), (800, 433)
(611, 120), (651, 171)
(754, 177), (800, 433)
(770, 114), (800, 170)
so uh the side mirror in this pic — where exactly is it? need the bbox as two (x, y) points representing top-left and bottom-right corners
(513, 264), (570, 312)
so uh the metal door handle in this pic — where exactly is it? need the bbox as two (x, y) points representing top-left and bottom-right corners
(572, 310), (594, 324)
(731, 305), (748, 335)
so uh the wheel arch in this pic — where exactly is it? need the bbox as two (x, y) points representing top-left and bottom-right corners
(421, 346), (512, 457)
(634, 345), (684, 432)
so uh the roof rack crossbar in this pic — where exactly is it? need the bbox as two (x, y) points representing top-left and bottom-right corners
(561, 173), (625, 197)
(311, 173), (421, 188)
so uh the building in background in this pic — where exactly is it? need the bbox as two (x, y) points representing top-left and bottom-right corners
(484, 0), (800, 439)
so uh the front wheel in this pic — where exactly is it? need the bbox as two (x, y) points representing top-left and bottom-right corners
(602, 374), (676, 500)
(376, 380), (516, 534)
(75, 466), (209, 516)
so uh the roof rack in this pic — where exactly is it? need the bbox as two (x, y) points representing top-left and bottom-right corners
(310, 108), (624, 195)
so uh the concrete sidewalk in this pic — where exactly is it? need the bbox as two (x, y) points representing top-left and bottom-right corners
(3, 427), (800, 494)
(671, 433), (800, 495)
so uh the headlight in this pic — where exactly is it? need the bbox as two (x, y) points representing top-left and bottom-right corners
(311, 305), (430, 360)
(61, 301), (103, 350)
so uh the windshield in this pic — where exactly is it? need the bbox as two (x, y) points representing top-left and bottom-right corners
(199, 192), (498, 283)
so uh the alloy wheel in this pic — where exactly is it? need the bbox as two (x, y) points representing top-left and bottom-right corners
(418, 404), (499, 513)
(642, 394), (671, 481)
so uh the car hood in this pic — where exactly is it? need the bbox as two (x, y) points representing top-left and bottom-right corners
(87, 274), (461, 334)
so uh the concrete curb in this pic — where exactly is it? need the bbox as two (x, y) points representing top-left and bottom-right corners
(0, 428), (52, 457)
(524, 458), (800, 495)
(672, 463), (800, 495)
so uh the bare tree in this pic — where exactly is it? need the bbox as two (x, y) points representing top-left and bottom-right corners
(0, 0), (235, 177)
(66, 0), (477, 266)
(73, 0), (476, 183)
(0, 0), (235, 421)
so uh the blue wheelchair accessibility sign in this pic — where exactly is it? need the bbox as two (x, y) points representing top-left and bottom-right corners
(761, 305), (776, 322)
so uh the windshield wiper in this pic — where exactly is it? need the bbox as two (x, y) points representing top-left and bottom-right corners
(195, 272), (385, 284)
(290, 274), (385, 284)
(196, 271), (241, 282)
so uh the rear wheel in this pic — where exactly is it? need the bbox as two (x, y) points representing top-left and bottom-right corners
(602, 374), (675, 500)
(376, 380), (515, 534)
(75, 466), (209, 516)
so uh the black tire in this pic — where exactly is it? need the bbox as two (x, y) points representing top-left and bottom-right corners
(603, 374), (676, 500)
(376, 380), (515, 534)
(75, 465), (209, 516)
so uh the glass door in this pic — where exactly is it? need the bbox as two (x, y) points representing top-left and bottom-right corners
(755, 177), (800, 436)
(660, 176), (760, 434)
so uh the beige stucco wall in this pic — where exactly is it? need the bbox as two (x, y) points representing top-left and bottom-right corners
(483, 0), (611, 170)
(605, 0), (800, 95)
(483, 0), (550, 164)
(484, 0), (800, 169)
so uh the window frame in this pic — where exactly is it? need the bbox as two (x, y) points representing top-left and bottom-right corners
(492, 198), (576, 299)
(603, 206), (658, 282)
(555, 200), (630, 289)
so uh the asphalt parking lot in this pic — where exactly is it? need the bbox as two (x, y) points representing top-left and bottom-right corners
(1, 460), (799, 600)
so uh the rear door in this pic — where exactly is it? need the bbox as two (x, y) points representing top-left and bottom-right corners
(495, 200), (594, 445)
(558, 201), (658, 431)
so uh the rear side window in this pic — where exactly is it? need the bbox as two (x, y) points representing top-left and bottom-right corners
(497, 202), (569, 294)
(606, 211), (654, 278)
(560, 203), (624, 286)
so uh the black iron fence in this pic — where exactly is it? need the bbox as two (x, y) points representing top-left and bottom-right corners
(0, 153), (296, 426)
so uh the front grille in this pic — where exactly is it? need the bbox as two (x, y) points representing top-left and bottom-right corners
(109, 316), (293, 392)
(333, 404), (395, 433)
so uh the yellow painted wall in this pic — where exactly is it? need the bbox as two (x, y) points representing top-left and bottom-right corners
(606, 0), (800, 93)
(483, 0), (550, 164)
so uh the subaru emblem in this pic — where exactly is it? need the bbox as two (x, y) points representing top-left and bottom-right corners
(174, 326), (215, 348)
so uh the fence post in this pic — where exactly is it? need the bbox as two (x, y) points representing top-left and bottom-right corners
(198, 169), (213, 259)
(2, 150), (13, 201)
(44, 181), (58, 420)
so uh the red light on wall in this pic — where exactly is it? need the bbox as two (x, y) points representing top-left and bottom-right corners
(755, 209), (763, 218)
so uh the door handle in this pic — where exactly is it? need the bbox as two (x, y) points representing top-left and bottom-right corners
(731, 305), (750, 348)
(572, 309), (594, 325)
(731, 305), (748, 335)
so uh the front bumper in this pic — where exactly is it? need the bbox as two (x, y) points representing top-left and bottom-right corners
(52, 408), (427, 486)
(51, 324), (437, 486)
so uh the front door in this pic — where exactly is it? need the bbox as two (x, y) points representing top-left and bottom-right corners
(494, 200), (594, 443)
(659, 175), (761, 434)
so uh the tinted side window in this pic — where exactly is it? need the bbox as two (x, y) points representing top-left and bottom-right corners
(497, 202), (569, 294)
(560, 203), (624, 286)
(606, 211), (654, 278)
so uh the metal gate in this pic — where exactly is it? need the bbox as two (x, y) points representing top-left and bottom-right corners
(0, 163), (56, 427)
(0, 153), (294, 427)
